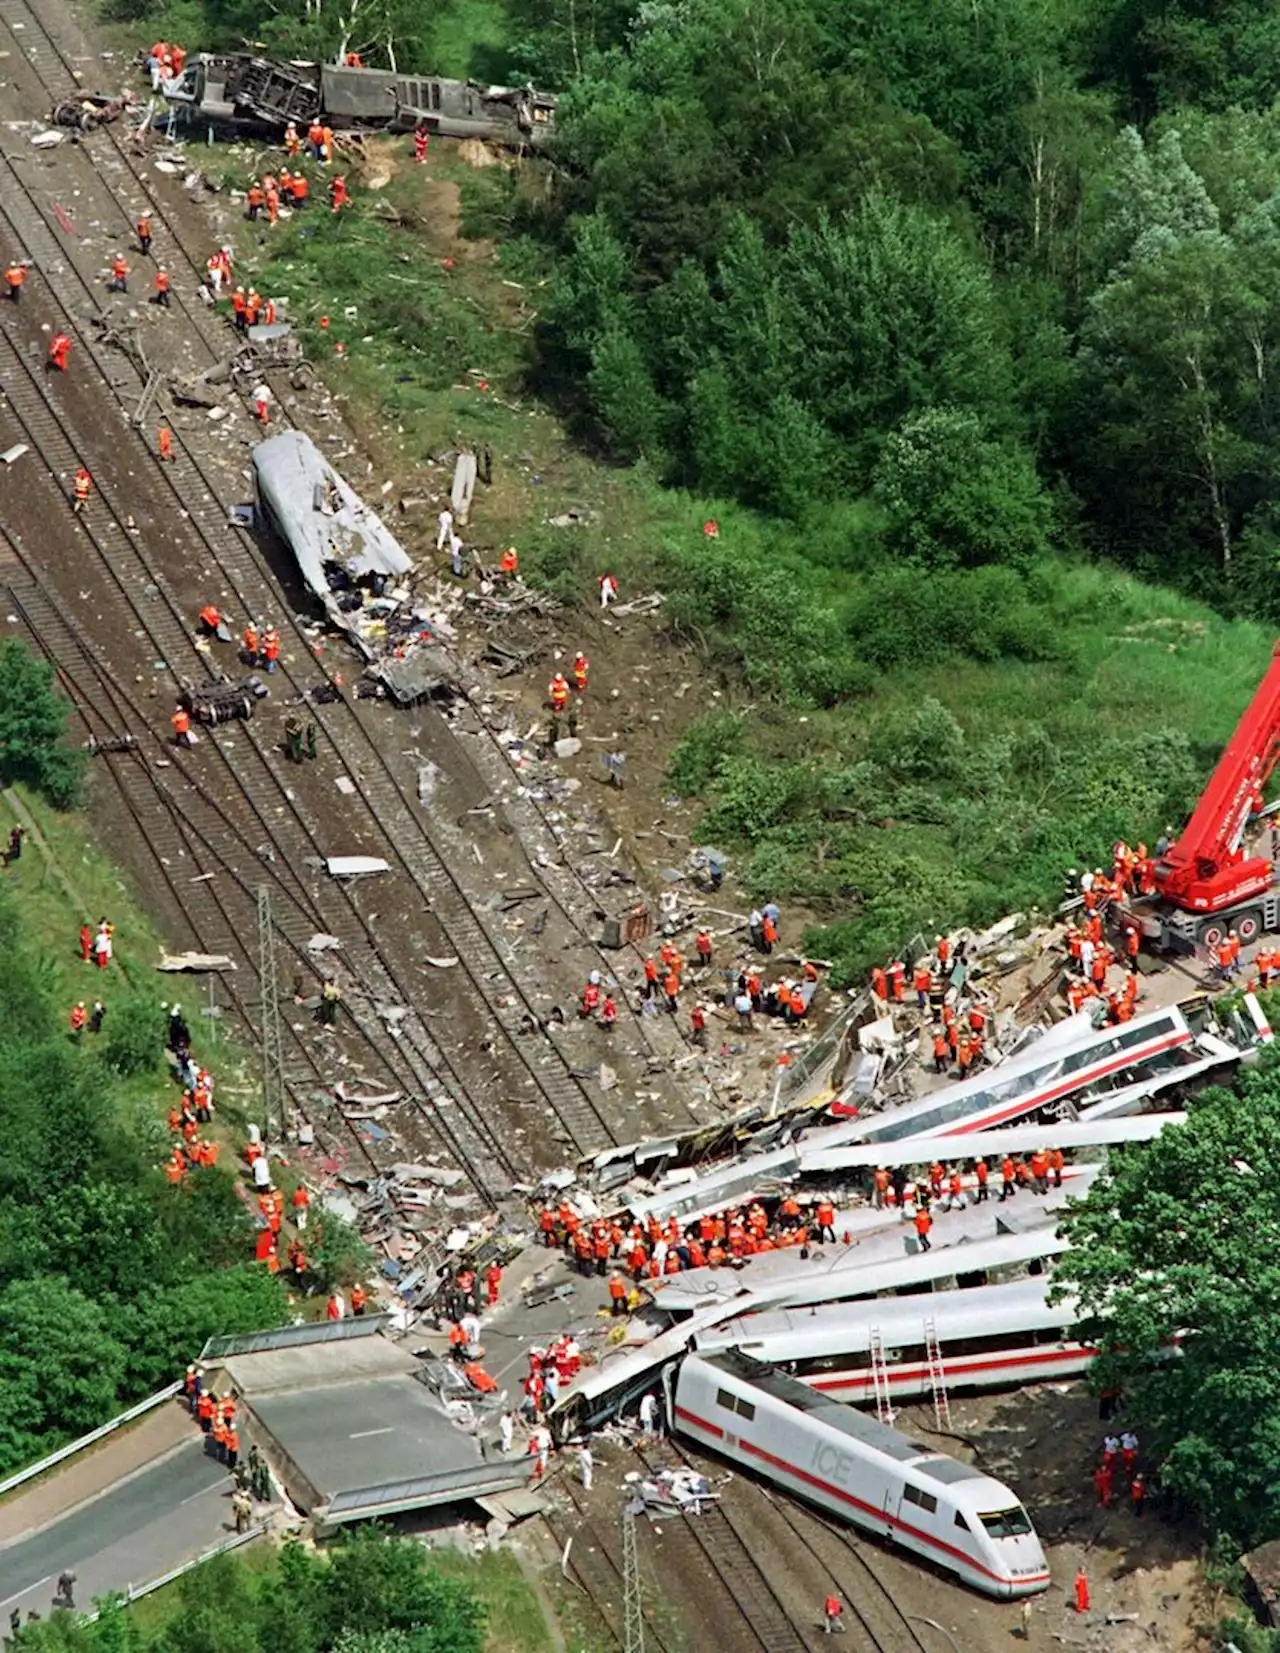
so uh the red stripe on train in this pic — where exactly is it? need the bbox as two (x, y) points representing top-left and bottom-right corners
(807, 1343), (1092, 1393)
(933, 1030), (1189, 1134)
(673, 1404), (1049, 1590)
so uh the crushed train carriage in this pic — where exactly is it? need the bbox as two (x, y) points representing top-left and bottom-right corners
(162, 54), (557, 150)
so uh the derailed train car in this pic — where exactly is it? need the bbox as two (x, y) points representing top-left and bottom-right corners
(670, 1350), (1051, 1599)
(162, 54), (556, 149)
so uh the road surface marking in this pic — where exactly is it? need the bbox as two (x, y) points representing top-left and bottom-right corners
(179, 1481), (226, 1507)
(348, 1427), (395, 1439)
(0, 1574), (50, 1610)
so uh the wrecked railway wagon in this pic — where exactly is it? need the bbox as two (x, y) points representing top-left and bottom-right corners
(163, 55), (556, 149)
(252, 429), (412, 658)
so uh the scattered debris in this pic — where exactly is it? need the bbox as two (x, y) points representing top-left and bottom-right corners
(326, 855), (391, 877)
(625, 1465), (718, 1517)
(156, 952), (236, 972)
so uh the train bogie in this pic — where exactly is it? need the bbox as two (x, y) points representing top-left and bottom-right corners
(670, 1351), (1050, 1599)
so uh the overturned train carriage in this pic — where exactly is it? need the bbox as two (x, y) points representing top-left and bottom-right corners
(164, 55), (556, 149)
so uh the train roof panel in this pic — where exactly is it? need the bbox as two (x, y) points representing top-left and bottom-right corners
(917, 1456), (987, 1486)
(699, 1350), (930, 1461)
(703, 1274), (1075, 1359)
(652, 1201), (1078, 1316)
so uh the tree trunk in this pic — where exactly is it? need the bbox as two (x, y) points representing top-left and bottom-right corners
(1186, 350), (1232, 576)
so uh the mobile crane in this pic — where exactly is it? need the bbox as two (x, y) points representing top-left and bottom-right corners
(1134, 642), (1280, 950)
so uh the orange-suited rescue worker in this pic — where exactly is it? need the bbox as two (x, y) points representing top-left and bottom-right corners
(285, 121), (301, 157)
(171, 705), (193, 747)
(154, 266), (171, 308)
(350, 1283), (368, 1316)
(329, 174), (348, 213)
(5, 261), (25, 302)
(549, 673), (570, 715)
(136, 213), (153, 255)
(198, 603), (221, 638)
(69, 1001), (87, 1037)
(572, 651), (589, 692)
(414, 124), (429, 162)
(262, 626), (280, 672)
(72, 468), (92, 514)
(49, 332), (72, 371)
(108, 253), (129, 293)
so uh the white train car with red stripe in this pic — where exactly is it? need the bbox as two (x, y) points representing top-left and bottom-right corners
(695, 1276), (1091, 1402)
(833, 1004), (1195, 1143)
(669, 1350), (1050, 1599)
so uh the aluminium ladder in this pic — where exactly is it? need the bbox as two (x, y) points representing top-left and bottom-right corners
(923, 1317), (952, 1429)
(869, 1327), (896, 1424)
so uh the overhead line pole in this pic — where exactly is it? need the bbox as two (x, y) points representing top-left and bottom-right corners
(257, 886), (286, 1142)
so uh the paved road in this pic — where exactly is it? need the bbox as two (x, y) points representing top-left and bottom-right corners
(0, 1439), (232, 1615)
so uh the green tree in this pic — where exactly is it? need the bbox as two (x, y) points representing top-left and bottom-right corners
(99, 995), (164, 1079)
(873, 407), (1054, 567)
(317, 1529), (485, 1653)
(0, 1278), (127, 1474)
(122, 1266), (292, 1392)
(1054, 1055), (1280, 1546)
(1076, 127), (1280, 590)
(0, 640), (87, 808)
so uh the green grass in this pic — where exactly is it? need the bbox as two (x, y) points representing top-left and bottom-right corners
(429, 1548), (560, 1653)
(0, 780), (262, 1140)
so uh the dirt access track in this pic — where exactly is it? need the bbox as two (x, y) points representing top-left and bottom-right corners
(0, 0), (711, 1220)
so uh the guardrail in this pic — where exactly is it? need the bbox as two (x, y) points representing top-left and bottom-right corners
(77, 1523), (270, 1623)
(0, 1381), (182, 1500)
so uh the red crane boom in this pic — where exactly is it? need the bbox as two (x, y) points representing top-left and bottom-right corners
(1156, 643), (1280, 914)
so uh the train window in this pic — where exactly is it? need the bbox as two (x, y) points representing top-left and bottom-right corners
(978, 1505), (1033, 1538)
(954, 1510), (971, 1532)
(902, 1486), (938, 1514)
(715, 1388), (756, 1422)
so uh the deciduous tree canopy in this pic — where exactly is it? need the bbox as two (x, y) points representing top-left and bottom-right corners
(1054, 1051), (1280, 1546)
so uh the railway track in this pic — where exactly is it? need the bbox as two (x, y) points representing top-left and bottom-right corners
(0, 557), (521, 1197)
(0, 157), (615, 1163)
(0, 0), (712, 1116)
(543, 1476), (681, 1653)
(632, 1437), (816, 1653)
(0, 75), (634, 1174)
(770, 1495), (936, 1653)
(0, 322), (525, 1200)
